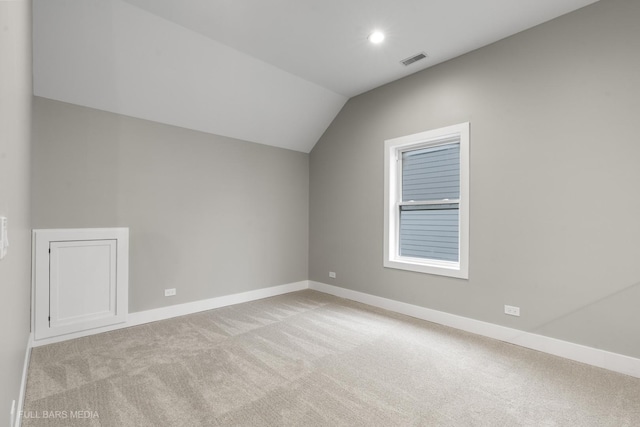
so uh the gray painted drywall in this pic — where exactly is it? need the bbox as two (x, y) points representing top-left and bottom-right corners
(0, 0), (32, 418)
(32, 97), (309, 313)
(310, 0), (640, 358)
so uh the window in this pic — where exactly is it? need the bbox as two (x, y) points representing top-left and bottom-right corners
(384, 122), (469, 279)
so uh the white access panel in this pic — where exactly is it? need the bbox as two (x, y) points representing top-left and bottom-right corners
(49, 240), (117, 331)
(33, 228), (129, 341)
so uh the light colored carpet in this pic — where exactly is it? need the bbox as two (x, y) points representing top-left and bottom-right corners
(22, 290), (640, 426)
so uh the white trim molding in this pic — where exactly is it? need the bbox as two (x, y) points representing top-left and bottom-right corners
(32, 228), (129, 341)
(31, 281), (309, 347)
(127, 281), (308, 327)
(384, 122), (470, 279)
(15, 333), (33, 427)
(309, 281), (640, 379)
(27, 279), (640, 380)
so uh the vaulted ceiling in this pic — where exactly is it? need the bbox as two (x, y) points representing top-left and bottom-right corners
(33, 0), (599, 152)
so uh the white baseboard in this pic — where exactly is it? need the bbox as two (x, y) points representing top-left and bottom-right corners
(309, 281), (640, 379)
(14, 333), (32, 427)
(27, 279), (640, 380)
(127, 281), (309, 327)
(31, 281), (309, 347)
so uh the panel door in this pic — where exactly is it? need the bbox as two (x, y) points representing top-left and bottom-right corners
(48, 239), (120, 336)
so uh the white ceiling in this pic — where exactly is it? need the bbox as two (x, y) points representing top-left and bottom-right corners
(33, 0), (599, 152)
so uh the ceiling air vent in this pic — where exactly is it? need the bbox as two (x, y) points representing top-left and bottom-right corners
(400, 52), (427, 66)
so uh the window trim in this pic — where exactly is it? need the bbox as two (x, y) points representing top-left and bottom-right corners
(384, 122), (469, 279)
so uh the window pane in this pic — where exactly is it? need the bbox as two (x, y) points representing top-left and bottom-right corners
(399, 205), (459, 262)
(402, 143), (460, 202)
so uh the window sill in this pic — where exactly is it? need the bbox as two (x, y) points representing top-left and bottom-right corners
(384, 258), (468, 279)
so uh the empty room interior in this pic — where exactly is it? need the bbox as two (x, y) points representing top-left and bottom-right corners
(2, 0), (640, 425)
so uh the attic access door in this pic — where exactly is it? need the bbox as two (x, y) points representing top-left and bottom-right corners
(33, 228), (129, 342)
(49, 239), (117, 331)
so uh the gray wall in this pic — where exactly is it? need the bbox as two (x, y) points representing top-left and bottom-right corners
(32, 97), (309, 313)
(0, 0), (32, 416)
(309, 0), (640, 358)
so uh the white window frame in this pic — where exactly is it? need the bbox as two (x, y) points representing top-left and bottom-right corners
(384, 122), (469, 279)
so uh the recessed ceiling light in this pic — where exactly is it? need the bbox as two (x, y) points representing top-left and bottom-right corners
(368, 31), (385, 44)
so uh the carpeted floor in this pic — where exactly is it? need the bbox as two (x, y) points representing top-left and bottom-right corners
(22, 290), (640, 426)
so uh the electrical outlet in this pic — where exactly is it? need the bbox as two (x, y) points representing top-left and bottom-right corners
(504, 305), (520, 317)
(164, 288), (176, 297)
(329, 271), (336, 279)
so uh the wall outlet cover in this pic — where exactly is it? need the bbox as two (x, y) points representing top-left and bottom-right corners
(504, 305), (520, 317)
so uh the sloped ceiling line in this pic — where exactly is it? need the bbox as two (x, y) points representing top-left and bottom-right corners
(33, 0), (599, 152)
